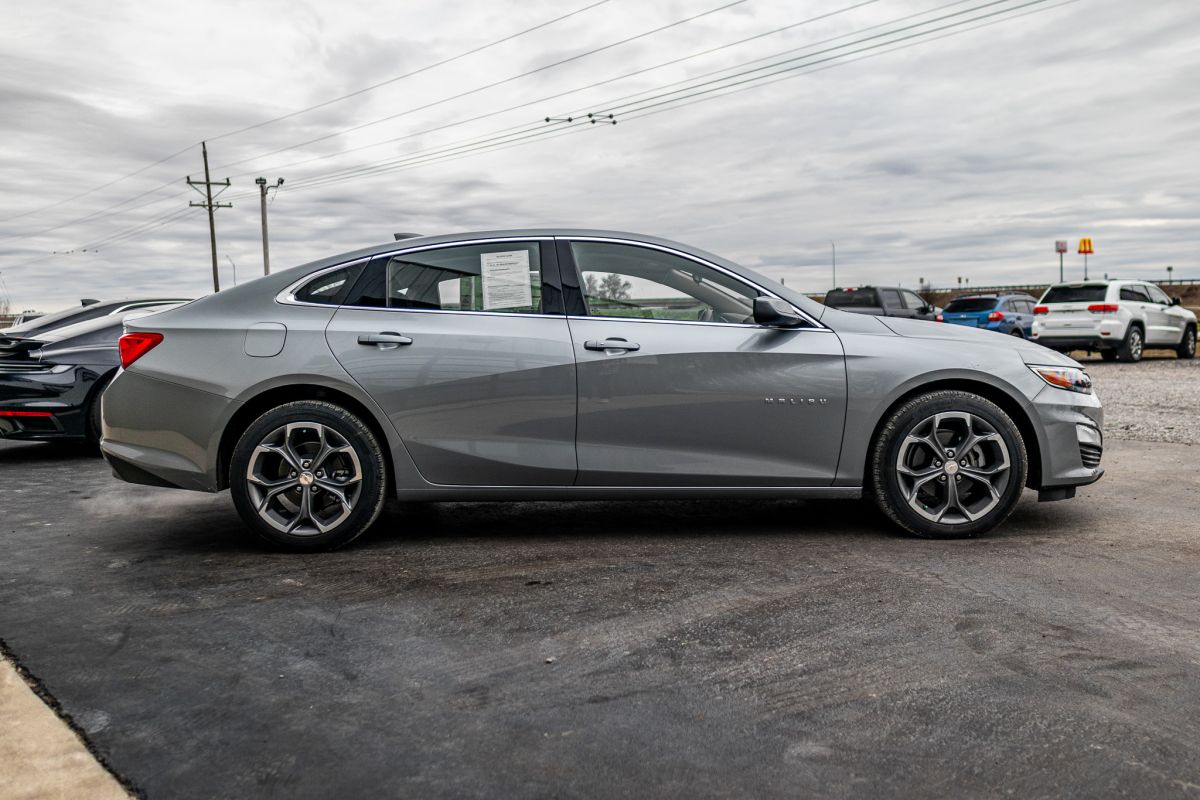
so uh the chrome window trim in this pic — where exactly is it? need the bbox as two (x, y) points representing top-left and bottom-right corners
(561, 235), (826, 330)
(276, 237), (555, 310)
(565, 314), (833, 332)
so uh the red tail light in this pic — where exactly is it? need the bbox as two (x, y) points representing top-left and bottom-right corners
(118, 332), (163, 369)
(1033, 305), (1049, 315)
(935, 313), (944, 322)
(987, 311), (1004, 322)
(1087, 304), (1120, 314)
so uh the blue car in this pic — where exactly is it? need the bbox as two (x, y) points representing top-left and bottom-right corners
(937, 294), (1039, 337)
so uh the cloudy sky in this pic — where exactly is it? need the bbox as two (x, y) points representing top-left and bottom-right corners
(3, 0), (1198, 312)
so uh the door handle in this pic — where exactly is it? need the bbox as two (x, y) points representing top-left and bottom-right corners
(584, 338), (640, 352)
(357, 332), (413, 347)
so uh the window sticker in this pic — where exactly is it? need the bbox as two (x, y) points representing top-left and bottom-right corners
(481, 250), (533, 310)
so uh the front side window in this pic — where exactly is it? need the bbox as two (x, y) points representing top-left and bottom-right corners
(345, 242), (543, 314)
(901, 290), (927, 309)
(571, 241), (760, 324)
(1146, 284), (1172, 305)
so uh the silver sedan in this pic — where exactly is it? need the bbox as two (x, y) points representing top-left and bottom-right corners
(100, 230), (1103, 550)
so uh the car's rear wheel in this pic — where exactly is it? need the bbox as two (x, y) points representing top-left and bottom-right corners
(1009, 328), (1024, 338)
(1177, 324), (1196, 360)
(1116, 325), (1143, 362)
(84, 373), (114, 447)
(230, 401), (387, 551)
(870, 390), (1027, 539)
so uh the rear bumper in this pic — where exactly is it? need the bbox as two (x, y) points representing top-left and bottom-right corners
(0, 366), (106, 440)
(100, 369), (233, 492)
(1029, 335), (1117, 351)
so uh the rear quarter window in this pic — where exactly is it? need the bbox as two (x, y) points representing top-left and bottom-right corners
(1041, 286), (1108, 304)
(294, 262), (367, 305)
(944, 298), (997, 313)
(824, 289), (880, 307)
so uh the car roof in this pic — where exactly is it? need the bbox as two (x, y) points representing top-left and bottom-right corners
(266, 228), (830, 321)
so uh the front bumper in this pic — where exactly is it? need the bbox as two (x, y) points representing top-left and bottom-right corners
(1030, 382), (1105, 490)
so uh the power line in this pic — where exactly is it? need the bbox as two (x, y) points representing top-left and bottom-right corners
(206, 0), (615, 143)
(211, 0), (752, 172)
(223, 0), (1062, 198)
(0, 0), (616, 228)
(224, 0), (887, 181)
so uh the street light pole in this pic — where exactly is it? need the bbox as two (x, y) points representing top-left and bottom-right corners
(255, 177), (284, 275)
(225, 255), (237, 286)
(1167, 265), (1174, 285)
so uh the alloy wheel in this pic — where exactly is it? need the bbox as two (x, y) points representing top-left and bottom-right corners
(245, 422), (363, 535)
(1130, 329), (1143, 360)
(895, 411), (1012, 525)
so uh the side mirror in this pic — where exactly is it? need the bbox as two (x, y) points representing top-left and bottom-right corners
(1171, 296), (1182, 306)
(921, 305), (933, 314)
(753, 297), (803, 328)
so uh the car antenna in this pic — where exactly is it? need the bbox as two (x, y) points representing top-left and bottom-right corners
(393, 232), (422, 241)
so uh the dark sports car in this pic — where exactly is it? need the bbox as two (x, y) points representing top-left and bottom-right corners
(0, 302), (185, 443)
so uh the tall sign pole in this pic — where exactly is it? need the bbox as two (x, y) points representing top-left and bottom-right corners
(1055, 240), (1067, 283)
(1078, 237), (1094, 280)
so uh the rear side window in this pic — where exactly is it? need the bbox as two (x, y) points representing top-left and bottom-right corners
(294, 262), (366, 305)
(944, 297), (997, 313)
(825, 289), (879, 307)
(1041, 285), (1108, 304)
(1119, 286), (1151, 302)
(345, 242), (543, 314)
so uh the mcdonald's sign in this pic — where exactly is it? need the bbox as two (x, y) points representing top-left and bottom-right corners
(1078, 237), (1094, 255)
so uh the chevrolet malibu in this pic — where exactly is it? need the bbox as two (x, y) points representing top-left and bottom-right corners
(101, 230), (1104, 550)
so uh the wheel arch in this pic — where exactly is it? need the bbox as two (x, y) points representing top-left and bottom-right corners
(862, 378), (1043, 490)
(216, 383), (395, 495)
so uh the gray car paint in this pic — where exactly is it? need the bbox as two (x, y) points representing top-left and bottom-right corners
(100, 229), (1103, 502)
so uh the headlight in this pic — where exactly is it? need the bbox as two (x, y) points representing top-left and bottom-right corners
(1028, 365), (1092, 394)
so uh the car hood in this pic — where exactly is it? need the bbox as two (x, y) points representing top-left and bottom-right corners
(876, 316), (1081, 367)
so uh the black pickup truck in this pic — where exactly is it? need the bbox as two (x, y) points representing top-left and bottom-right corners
(823, 286), (938, 321)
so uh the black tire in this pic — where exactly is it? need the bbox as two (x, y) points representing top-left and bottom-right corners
(229, 400), (387, 551)
(870, 390), (1027, 539)
(1177, 324), (1196, 360)
(1116, 324), (1144, 362)
(1100, 349), (1119, 362)
(1009, 328), (1024, 338)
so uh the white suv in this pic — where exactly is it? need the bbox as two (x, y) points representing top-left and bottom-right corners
(1031, 280), (1196, 362)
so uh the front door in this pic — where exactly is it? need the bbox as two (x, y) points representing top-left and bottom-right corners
(325, 239), (577, 486)
(562, 239), (846, 487)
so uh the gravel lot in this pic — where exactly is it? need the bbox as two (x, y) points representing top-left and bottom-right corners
(1, 356), (1198, 798)
(1075, 354), (1200, 445)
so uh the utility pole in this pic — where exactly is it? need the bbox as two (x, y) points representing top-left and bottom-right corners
(1167, 265), (1174, 285)
(187, 141), (231, 292)
(255, 177), (284, 275)
(830, 241), (837, 289)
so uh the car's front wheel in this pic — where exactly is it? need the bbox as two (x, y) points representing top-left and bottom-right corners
(230, 400), (387, 551)
(870, 390), (1027, 538)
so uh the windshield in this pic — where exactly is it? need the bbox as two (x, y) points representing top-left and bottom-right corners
(824, 289), (880, 307)
(1041, 285), (1107, 304)
(944, 297), (998, 313)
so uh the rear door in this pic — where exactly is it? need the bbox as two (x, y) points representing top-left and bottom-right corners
(325, 239), (578, 486)
(561, 239), (846, 487)
(1120, 284), (1163, 343)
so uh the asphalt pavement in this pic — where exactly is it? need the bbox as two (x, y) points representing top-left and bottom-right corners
(3, 418), (1200, 798)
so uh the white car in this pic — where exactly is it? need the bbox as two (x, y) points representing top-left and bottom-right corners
(1031, 280), (1196, 362)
